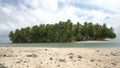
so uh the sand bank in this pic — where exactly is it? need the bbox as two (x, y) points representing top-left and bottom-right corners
(0, 47), (120, 68)
(75, 40), (120, 43)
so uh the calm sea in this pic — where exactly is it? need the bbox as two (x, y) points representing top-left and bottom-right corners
(0, 42), (120, 48)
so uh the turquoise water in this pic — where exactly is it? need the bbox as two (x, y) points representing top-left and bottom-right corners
(0, 42), (120, 48)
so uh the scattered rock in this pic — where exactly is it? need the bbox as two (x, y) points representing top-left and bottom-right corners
(23, 60), (28, 63)
(0, 64), (7, 68)
(26, 54), (37, 58)
(74, 60), (76, 62)
(77, 55), (82, 59)
(104, 66), (112, 68)
(68, 53), (73, 55)
(27, 65), (29, 68)
(111, 62), (117, 65)
(69, 56), (73, 59)
(105, 54), (109, 56)
(59, 59), (66, 62)
(0, 54), (2, 57)
(32, 54), (37, 58)
(45, 49), (48, 51)
(50, 57), (53, 60)
(3, 54), (13, 57)
(3, 55), (6, 57)
(111, 53), (120, 56)
(16, 61), (21, 64)
(56, 64), (60, 67)
(96, 63), (97, 65)
(98, 59), (102, 62)
(90, 59), (95, 62)
(54, 62), (57, 64)
(55, 53), (58, 55)
(35, 65), (43, 68)
(78, 59), (81, 61)
(26, 55), (32, 57)
(96, 50), (99, 52)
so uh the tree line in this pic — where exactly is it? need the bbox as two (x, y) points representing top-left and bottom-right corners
(9, 19), (116, 43)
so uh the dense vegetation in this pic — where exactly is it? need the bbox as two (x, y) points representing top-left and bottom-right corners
(9, 20), (116, 43)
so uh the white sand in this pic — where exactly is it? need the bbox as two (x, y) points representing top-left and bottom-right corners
(0, 47), (120, 68)
(75, 40), (120, 43)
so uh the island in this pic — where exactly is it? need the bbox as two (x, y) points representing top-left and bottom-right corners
(9, 19), (116, 43)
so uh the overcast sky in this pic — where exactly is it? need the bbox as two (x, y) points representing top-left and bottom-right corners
(0, 0), (120, 43)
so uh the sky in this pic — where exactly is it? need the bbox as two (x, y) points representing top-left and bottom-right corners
(0, 0), (120, 43)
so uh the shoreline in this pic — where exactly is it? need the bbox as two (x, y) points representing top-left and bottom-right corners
(0, 40), (120, 44)
(0, 47), (120, 68)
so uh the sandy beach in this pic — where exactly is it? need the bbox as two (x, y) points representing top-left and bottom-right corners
(0, 47), (120, 68)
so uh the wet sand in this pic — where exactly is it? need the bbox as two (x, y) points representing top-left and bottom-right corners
(0, 47), (120, 68)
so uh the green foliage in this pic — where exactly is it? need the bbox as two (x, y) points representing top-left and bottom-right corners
(9, 20), (116, 43)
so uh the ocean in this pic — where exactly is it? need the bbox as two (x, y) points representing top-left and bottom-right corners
(0, 42), (120, 48)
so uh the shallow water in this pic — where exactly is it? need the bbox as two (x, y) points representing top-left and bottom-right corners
(0, 42), (120, 48)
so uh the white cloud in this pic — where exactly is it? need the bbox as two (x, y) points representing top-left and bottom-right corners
(87, 0), (120, 12)
(0, 0), (120, 42)
(24, 0), (58, 12)
(1, 6), (12, 15)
